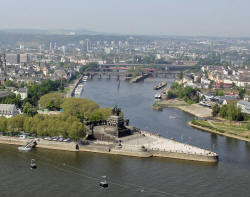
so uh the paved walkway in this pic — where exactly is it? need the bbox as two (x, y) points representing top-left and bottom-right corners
(121, 131), (217, 156)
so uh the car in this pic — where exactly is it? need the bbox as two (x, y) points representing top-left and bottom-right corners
(44, 136), (52, 140)
(58, 137), (64, 142)
(52, 137), (58, 141)
(63, 138), (71, 142)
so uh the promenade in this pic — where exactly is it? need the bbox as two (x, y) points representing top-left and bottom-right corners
(121, 131), (217, 157)
(0, 131), (218, 162)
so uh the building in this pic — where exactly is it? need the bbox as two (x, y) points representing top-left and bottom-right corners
(6, 54), (18, 65)
(0, 104), (19, 118)
(237, 100), (250, 114)
(19, 54), (30, 64)
(15, 88), (28, 100)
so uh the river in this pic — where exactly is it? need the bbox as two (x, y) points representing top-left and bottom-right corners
(1, 77), (250, 197)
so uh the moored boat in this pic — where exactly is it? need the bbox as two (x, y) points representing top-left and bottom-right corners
(154, 94), (161, 99)
(153, 81), (167, 90)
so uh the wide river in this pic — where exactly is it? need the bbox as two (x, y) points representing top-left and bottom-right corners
(1, 78), (250, 197)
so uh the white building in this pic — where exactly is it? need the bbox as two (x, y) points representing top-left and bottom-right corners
(237, 100), (250, 114)
(201, 77), (211, 85)
(0, 104), (19, 118)
(15, 88), (28, 100)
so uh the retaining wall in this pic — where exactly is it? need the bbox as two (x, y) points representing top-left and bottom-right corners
(150, 150), (218, 162)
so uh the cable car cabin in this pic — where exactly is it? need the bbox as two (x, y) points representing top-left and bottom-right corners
(99, 180), (108, 188)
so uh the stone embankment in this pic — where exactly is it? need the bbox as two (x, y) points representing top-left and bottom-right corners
(0, 131), (218, 162)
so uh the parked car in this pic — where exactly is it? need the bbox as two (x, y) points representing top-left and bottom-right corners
(44, 136), (52, 141)
(58, 137), (64, 142)
(63, 138), (71, 142)
(52, 137), (58, 141)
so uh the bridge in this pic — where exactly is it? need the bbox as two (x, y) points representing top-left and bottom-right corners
(81, 69), (179, 81)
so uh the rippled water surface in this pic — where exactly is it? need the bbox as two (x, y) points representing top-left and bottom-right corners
(1, 78), (250, 197)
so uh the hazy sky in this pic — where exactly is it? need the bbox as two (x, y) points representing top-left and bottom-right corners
(1, 0), (250, 37)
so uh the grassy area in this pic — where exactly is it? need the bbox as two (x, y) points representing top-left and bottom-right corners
(191, 119), (250, 138)
(152, 102), (162, 111)
(157, 99), (190, 107)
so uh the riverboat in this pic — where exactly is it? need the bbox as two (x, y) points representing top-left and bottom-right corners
(153, 81), (167, 90)
(75, 84), (84, 96)
(83, 76), (88, 82)
(154, 94), (161, 99)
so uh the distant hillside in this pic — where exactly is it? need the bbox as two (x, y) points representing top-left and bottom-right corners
(0, 28), (98, 35)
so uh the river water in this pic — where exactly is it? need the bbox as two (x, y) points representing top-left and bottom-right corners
(1, 78), (250, 197)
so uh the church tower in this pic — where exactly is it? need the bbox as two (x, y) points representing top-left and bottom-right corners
(3, 54), (6, 75)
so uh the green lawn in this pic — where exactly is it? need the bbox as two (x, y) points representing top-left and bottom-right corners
(192, 119), (250, 138)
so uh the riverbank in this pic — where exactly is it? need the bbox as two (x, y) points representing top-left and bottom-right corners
(0, 136), (152, 158)
(0, 133), (218, 163)
(189, 121), (250, 142)
(155, 99), (212, 118)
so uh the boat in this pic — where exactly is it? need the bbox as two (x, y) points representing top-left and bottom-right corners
(82, 76), (88, 82)
(153, 81), (167, 90)
(74, 84), (84, 96)
(154, 94), (161, 99)
(18, 140), (37, 151)
(99, 176), (108, 188)
(30, 159), (37, 169)
(169, 116), (176, 119)
(18, 146), (32, 151)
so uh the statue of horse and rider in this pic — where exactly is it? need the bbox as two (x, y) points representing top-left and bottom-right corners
(112, 105), (121, 116)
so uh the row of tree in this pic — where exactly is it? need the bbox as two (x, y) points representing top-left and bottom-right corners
(212, 101), (248, 121)
(38, 94), (113, 122)
(26, 79), (64, 106)
(167, 82), (199, 104)
(0, 95), (114, 139)
(0, 113), (84, 140)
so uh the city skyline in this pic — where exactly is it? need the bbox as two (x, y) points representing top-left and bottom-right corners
(1, 0), (250, 37)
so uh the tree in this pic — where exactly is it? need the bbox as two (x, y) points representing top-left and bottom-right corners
(23, 102), (37, 116)
(178, 72), (184, 80)
(68, 121), (85, 140)
(0, 94), (23, 109)
(215, 89), (224, 96)
(39, 93), (64, 110)
(212, 104), (220, 117)
(6, 115), (25, 133)
(239, 88), (245, 99)
(218, 101), (246, 121)
(27, 80), (63, 105)
(167, 90), (177, 99)
(5, 80), (18, 88)
(89, 108), (112, 121)
(61, 98), (99, 121)
(0, 117), (7, 132)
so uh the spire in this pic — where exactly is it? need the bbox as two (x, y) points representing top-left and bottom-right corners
(3, 54), (6, 75)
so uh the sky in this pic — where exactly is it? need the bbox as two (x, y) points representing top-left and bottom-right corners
(1, 0), (250, 37)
